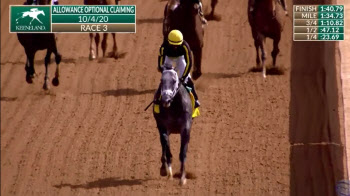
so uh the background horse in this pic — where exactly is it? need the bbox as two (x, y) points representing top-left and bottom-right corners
(85, 0), (119, 60)
(207, 0), (218, 20)
(248, 0), (287, 78)
(17, 0), (61, 90)
(153, 67), (193, 185)
(163, 0), (204, 80)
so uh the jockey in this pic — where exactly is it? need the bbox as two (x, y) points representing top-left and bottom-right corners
(156, 30), (200, 108)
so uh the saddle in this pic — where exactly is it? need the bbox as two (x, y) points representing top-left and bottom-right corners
(153, 87), (200, 118)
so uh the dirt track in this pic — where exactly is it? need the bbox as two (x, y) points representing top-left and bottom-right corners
(1, 0), (293, 195)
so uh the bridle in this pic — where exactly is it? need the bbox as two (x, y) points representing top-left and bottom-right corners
(161, 67), (180, 104)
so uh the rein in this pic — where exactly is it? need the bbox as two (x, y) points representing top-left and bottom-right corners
(144, 68), (181, 111)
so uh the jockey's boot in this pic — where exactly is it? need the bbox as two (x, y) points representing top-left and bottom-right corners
(195, 2), (207, 25)
(186, 78), (200, 108)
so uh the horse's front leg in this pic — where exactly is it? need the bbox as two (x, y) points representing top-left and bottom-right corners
(52, 50), (62, 86)
(89, 33), (96, 60)
(179, 126), (190, 185)
(25, 50), (36, 84)
(112, 33), (118, 58)
(271, 33), (281, 67)
(192, 46), (202, 80)
(158, 126), (173, 179)
(95, 33), (100, 59)
(258, 35), (267, 78)
(43, 50), (52, 90)
(101, 33), (108, 58)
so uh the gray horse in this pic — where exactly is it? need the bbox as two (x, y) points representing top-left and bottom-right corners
(153, 67), (193, 185)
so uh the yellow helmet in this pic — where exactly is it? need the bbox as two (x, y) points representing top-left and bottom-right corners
(168, 30), (183, 45)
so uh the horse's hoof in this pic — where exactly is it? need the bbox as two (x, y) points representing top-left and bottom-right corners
(43, 83), (50, 90)
(160, 165), (167, 176)
(166, 166), (173, 180)
(52, 77), (59, 86)
(180, 178), (187, 185)
(89, 54), (96, 61)
(114, 52), (119, 59)
(26, 75), (33, 84)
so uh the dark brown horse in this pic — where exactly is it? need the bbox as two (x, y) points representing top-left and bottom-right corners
(85, 0), (120, 60)
(163, 0), (204, 80)
(248, 0), (287, 78)
(18, 0), (61, 90)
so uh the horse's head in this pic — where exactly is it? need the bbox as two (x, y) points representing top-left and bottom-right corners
(160, 65), (179, 108)
(39, 10), (45, 16)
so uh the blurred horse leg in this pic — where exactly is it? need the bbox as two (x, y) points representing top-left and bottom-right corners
(179, 127), (190, 185)
(52, 44), (62, 86)
(192, 46), (202, 80)
(209, 0), (218, 18)
(258, 34), (266, 78)
(94, 33), (100, 59)
(43, 49), (52, 90)
(101, 33), (108, 57)
(25, 49), (35, 84)
(254, 37), (260, 66)
(89, 33), (96, 60)
(158, 125), (173, 179)
(112, 33), (118, 58)
(271, 32), (281, 67)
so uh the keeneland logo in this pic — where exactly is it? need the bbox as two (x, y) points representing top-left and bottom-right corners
(10, 6), (51, 33)
(16, 8), (45, 25)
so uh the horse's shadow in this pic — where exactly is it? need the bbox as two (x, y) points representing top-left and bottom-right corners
(106, 51), (127, 59)
(53, 177), (145, 189)
(87, 88), (156, 97)
(137, 18), (163, 24)
(249, 66), (285, 76)
(34, 58), (76, 65)
(202, 72), (243, 79)
(0, 97), (18, 102)
(205, 13), (221, 21)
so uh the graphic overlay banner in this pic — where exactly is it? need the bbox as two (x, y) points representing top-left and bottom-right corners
(293, 5), (345, 41)
(10, 5), (136, 33)
(51, 5), (135, 33)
